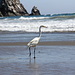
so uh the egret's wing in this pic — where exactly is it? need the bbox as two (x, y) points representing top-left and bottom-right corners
(27, 37), (40, 47)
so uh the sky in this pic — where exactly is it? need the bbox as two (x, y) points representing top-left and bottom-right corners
(20, 0), (75, 15)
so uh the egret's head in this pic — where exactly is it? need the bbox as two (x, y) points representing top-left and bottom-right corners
(40, 25), (48, 28)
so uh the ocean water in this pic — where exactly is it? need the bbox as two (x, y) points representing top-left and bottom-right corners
(0, 15), (75, 32)
(0, 14), (75, 43)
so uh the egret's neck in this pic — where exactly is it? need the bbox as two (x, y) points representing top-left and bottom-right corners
(39, 27), (42, 37)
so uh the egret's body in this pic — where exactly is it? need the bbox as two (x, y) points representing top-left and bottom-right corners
(27, 25), (47, 58)
(27, 37), (40, 47)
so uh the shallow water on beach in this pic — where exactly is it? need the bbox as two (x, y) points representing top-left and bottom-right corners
(0, 46), (75, 75)
(0, 32), (75, 43)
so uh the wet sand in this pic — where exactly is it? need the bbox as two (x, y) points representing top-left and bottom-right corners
(0, 41), (75, 46)
(0, 43), (75, 75)
(0, 31), (75, 75)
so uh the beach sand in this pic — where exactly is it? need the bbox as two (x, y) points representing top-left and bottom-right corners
(0, 41), (75, 46)
(0, 42), (75, 75)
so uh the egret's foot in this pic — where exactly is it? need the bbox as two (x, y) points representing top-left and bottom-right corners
(34, 57), (36, 59)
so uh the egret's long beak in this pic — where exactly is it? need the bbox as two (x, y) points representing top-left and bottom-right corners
(45, 26), (48, 28)
(41, 25), (48, 28)
(43, 26), (48, 28)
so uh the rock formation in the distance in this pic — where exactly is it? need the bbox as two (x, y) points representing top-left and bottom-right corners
(30, 6), (41, 16)
(0, 0), (41, 17)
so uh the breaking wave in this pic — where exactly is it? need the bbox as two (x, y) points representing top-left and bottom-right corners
(0, 14), (75, 32)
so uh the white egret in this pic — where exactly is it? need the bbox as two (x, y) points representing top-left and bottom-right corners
(27, 25), (47, 58)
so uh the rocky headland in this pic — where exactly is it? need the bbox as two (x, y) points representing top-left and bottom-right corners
(0, 0), (41, 17)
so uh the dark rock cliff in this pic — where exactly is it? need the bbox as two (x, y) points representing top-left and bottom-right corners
(0, 0), (41, 17)
(0, 0), (29, 17)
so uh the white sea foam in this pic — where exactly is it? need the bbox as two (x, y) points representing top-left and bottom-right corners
(0, 16), (75, 32)
(19, 16), (49, 20)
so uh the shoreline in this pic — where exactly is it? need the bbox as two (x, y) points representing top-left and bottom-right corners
(0, 41), (75, 46)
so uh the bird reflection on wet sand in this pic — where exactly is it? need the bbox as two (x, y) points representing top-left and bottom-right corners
(27, 57), (40, 75)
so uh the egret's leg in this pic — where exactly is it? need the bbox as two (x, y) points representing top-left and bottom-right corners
(34, 47), (36, 59)
(29, 47), (31, 57)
